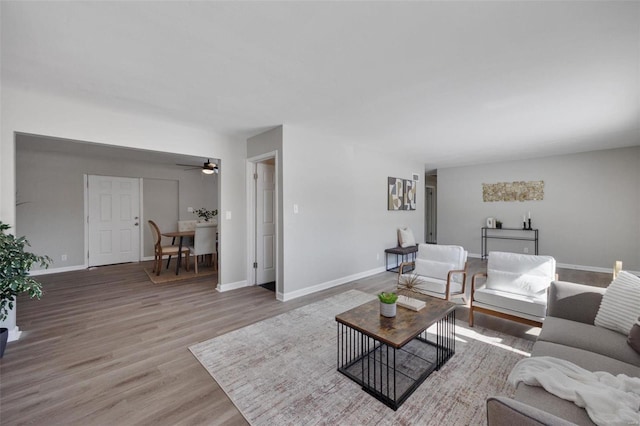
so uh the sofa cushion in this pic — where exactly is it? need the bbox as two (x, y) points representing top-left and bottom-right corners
(538, 317), (640, 367)
(473, 287), (547, 318)
(414, 259), (456, 281)
(485, 269), (551, 297)
(531, 341), (640, 377)
(594, 271), (640, 336)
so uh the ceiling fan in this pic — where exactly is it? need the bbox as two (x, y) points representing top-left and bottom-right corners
(176, 159), (218, 174)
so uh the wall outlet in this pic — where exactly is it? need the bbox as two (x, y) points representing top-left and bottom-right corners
(523, 247), (529, 254)
(225, 211), (232, 220)
(376, 253), (380, 261)
(61, 254), (67, 261)
(187, 207), (194, 213)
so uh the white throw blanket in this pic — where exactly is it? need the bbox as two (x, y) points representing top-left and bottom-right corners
(508, 356), (640, 426)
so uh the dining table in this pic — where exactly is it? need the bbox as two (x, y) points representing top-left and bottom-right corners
(161, 230), (195, 275)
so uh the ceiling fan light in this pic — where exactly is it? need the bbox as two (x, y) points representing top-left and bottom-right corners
(202, 168), (215, 175)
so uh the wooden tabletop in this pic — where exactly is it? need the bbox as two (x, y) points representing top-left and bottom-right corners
(335, 294), (456, 348)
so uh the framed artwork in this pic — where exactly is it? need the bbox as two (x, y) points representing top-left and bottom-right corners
(388, 177), (404, 210)
(404, 179), (417, 210)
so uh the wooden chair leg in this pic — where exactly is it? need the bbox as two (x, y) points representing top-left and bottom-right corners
(469, 307), (474, 327)
(194, 255), (199, 274)
(166, 255), (172, 269)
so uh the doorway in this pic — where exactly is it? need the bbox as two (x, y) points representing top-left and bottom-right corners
(246, 153), (279, 295)
(425, 185), (437, 244)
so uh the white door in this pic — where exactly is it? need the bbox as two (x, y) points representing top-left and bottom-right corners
(88, 175), (141, 267)
(256, 162), (276, 284)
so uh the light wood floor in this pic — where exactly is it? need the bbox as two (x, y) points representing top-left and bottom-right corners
(0, 259), (612, 425)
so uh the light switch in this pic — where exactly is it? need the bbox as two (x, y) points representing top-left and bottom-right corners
(187, 207), (194, 213)
(225, 211), (232, 220)
(293, 204), (299, 214)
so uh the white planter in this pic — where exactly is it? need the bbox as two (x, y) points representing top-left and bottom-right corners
(380, 301), (397, 318)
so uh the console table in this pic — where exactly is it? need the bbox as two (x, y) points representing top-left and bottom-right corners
(481, 227), (538, 259)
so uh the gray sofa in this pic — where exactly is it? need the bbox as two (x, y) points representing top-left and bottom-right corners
(487, 280), (640, 425)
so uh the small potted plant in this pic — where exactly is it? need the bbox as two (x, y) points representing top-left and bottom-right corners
(0, 222), (51, 357)
(495, 220), (503, 229)
(378, 292), (398, 318)
(194, 208), (218, 223)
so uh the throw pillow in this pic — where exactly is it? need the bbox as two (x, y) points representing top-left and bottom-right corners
(594, 271), (640, 335)
(397, 227), (416, 248)
(628, 319), (640, 354)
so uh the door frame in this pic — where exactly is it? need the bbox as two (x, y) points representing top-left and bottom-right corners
(84, 174), (145, 267)
(246, 151), (279, 294)
(425, 184), (437, 244)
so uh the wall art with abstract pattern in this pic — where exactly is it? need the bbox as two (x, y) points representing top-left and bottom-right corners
(388, 177), (404, 210)
(404, 179), (416, 210)
(482, 180), (544, 202)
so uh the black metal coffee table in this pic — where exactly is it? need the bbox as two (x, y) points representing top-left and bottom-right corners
(335, 294), (455, 410)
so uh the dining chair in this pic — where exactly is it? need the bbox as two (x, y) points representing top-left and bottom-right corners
(188, 222), (217, 274)
(148, 220), (190, 275)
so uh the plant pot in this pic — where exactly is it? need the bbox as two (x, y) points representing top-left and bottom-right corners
(380, 301), (397, 318)
(0, 328), (8, 358)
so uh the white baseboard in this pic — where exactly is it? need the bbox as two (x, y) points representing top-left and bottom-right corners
(30, 264), (87, 276)
(217, 280), (249, 292)
(278, 266), (386, 302)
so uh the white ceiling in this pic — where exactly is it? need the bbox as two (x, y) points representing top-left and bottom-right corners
(2, 1), (639, 169)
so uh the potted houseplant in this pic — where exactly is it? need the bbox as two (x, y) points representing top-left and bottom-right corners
(378, 292), (398, 318)
(495, 220), (503, 229)
(194, 208), (218, 223)
(0, 221), (51, 357)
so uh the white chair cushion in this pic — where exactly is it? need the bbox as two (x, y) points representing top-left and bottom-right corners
(416, 244), (467, 268)
(594, 271), (640, 335)
(485, 269), (551, 297)
(400, 275), (463, 297)
(487, 251), (556, 277)
(414, 259), (456, 281)
(473, 287), (547, 318)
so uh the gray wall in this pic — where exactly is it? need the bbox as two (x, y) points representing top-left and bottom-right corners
(16, 135), (217, 269)
(281, 126), (425, 297)
(438, 146), (640, 271)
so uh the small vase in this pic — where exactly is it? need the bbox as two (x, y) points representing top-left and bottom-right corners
(380, 302), (397, 318)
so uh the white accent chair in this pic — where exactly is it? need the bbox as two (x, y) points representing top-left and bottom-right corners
(469, 251), (557, 327)
(398, 244), (468, 302)
(188, 222), (217, 274)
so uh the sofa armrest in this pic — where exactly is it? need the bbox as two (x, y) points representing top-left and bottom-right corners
(487, 397), (577, 426)
(547, 280), (605, 324)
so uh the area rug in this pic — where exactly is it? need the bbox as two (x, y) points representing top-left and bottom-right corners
(189, 290), (534, 425)
(144, 263), (217, 284)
